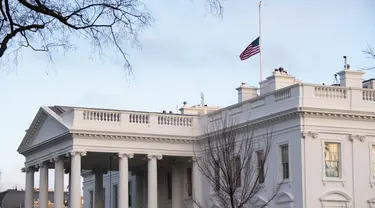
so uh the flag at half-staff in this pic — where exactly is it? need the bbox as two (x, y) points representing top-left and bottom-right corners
(239, 37), (260, 61)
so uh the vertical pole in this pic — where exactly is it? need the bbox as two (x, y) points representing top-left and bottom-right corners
(259, 1), (262, 82)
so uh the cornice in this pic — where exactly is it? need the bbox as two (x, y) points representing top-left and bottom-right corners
(22, 132), (71, 155)
(71, 132), (196, 144)
(299, 107), (375, 121)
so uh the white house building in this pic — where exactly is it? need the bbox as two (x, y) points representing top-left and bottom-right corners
(17, 66), (375, 208)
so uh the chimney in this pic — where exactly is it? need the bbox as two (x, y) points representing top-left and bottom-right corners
(336, 65), (364, 88)
(235, 82), (258, 103)
(259, 67), (300, 95)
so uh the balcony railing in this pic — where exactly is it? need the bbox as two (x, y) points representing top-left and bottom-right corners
(204, 84), (375, 128)
(66, 109), (200, 138)
(62, 84), (375, 138)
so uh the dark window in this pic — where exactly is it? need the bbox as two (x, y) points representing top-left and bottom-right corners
(167, 172), (172, 200)
(256, 150), (265, 183)
(187, 168), (192, 197)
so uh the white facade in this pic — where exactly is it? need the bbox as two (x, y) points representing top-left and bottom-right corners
(17, 67), (375, 208)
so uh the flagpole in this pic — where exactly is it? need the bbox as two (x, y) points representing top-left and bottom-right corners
(259, 1), (262, 82)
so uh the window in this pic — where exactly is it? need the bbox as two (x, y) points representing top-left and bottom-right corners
(113, 185), (118, 208)
(214, 163), (220, 191)
(280, 145), (289, 180)
(187, 168), (192, 197)
(233, 156), (241, 187)
(103, 187), (105, 201)
(167, 172), (172, 200)
(372, 145), (375, 180)
(128, 182), (132, 207)
(324, 142), (340, 177)
(89, 190), (93, 208)
(256, 150), (265, 183)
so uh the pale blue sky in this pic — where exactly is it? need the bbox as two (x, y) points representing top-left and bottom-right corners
(0, 0), (374, 190)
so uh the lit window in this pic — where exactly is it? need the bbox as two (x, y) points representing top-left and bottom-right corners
(280, 145), (289, 180)
(256, 150), (265, 183)
(324, 143), (340, 177)
(372, 146), (375, 180)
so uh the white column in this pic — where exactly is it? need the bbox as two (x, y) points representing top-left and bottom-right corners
(147, 154), (162, 208)
(192, 158), (203, 208)
(39, 163), (49, 208)
(70, 151), (86, 208)
(172, 166), (182, 208)
(53, 157), (65, 208)
(94, 170), (104, 208)
(118, 153), (134, 208)
(24, 167), (34, 208)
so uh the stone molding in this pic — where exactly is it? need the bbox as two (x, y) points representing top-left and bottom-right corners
(301, 131), (319, 139)
(147, 154), (162, 160)
(72, 132), (195, 144)
(349, 134), (366, 142)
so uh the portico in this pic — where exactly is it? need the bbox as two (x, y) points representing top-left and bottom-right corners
(17, 106), (207, 208)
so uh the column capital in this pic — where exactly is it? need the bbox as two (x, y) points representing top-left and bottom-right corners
(147, 154), (162, 160)
(22, 167), (36, 173)
(67, 151), (87, 157)
(36, 162), (48, 169)
(118, 153), (134, 159)
(50, 156), (63, 163)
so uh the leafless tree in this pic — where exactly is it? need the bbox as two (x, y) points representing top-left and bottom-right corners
(0, 0), (225, 73)
(193, 115), (280, 208)
(363, 45), (375, 70)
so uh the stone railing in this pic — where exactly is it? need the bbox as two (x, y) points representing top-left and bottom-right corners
(314, 86), (347, 99)
(71, 109), (199, 137)
(362, 89), (375, 101)
(206, 84), (375, 127)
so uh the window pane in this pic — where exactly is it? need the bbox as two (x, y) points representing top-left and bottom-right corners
(325, 143), (340, 177)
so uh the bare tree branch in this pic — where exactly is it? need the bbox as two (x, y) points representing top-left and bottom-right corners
(0, 0), (225, 73)
(193, 113), (281, 208)
(362, 44), (375, 71)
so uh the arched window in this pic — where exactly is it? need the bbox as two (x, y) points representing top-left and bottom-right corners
(319, 190), (351, 208)
(275, 192), (294, 208)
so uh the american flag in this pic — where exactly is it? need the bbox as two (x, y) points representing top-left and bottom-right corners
(239, 37), (260, 60)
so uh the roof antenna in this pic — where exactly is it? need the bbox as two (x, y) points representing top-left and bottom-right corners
(200, 92), (205, 106)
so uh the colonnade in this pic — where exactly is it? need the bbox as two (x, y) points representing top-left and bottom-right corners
(23, 152), (202, 208)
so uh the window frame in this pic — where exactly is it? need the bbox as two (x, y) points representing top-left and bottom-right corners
(321, 139), (345, 184)
(277, 140), (291, 183)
